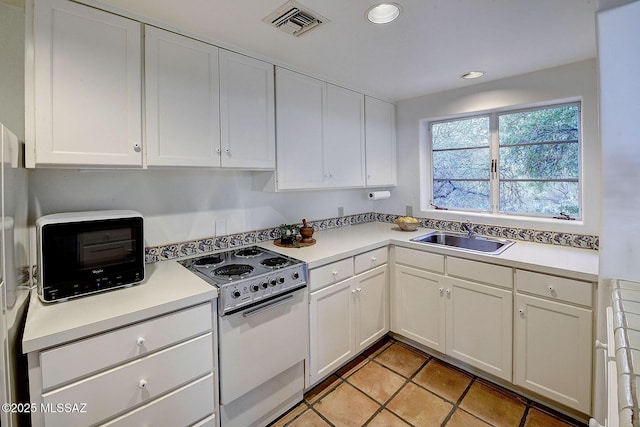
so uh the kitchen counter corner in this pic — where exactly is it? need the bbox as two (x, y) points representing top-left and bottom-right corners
(22, 260), (217, 354)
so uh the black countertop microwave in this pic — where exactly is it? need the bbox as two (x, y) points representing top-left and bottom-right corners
(36, 210), (145, 303)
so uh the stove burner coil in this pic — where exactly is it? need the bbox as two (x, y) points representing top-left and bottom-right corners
(214, 264), (254, 279)
(234, 247), (263, 258)
(194, 255), (224, 267)
(261, 257), (290, 268)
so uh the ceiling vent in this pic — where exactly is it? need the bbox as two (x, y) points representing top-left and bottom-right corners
(263, 1), (328, 37)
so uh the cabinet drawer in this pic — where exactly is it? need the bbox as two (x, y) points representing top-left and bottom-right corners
(448, 258), (513, 289)
(42, 333), (213, 427)
(102, 373), (214, 427)
(354, 247), (388, 274)
(515, 270), (592, 307)
(310, 258), (354, 292)
(394, 247), (444, 274)
(40, 303), (213, 389)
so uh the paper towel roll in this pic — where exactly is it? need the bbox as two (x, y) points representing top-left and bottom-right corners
(368, 191), (391, 200)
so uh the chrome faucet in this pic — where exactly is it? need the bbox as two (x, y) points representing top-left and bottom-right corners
(463, 220), (475, 237)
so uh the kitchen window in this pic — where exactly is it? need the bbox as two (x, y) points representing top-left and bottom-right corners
(429, 102), (581, 219)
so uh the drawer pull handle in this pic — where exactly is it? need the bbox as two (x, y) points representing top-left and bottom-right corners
(136, 337), (146, 346)
(138, 379), (147, 389)
(371, 257), (377, 262)
(332, 271), (339, 277)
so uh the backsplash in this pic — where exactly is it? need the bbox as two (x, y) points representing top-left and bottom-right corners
(145, 212), (599, 263)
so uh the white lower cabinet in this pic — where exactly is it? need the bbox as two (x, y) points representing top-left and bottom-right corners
(392, 253), (512, 381)
(446, 277), (512, 381)
(309, 254), (389, 386)
(514, 270), (593, 413)
(27, 302), (218, 427)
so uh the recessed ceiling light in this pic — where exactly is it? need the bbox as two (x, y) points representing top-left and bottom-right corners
(460, 71), (485, 79)
(366, 3), (402, 24)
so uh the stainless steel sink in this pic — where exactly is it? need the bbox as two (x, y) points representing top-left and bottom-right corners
(410, 231), (514, 255)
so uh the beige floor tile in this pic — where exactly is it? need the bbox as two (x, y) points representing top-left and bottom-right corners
(413, 359), (472, 403)
(445, 409), (492, 427)
(314, 382), (380, 427)
(305, 375), (341, 403)
(524, 408), (577, 427)
(287, 409), (331, 427)
(367, 409), (412, 427)
(375, 343), (428, 377)
(348, 361), (406, 404)
(269, 402), (308, 426)
(387, 382), (453, 426)
(460, 381), (526, 427)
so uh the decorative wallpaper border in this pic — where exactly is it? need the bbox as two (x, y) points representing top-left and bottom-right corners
(145, 212), (598, 263)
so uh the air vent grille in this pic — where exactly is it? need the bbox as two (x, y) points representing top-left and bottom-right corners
(263, 1), (328, 37)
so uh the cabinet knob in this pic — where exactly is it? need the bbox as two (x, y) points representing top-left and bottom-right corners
(518, 309), (525, 315)
(446, 289), (451, 295)
(332, 271), (339, 277)
(371, 257), (377, 262)
(133, 143), (141, 153)
(547, 285), (554, 292)
(352, 289), (357, 294)
(356, 287), (362, 293)
(439, 288), (444, 295)
(225, 148), (230, 154)
(216, 147), (221, 154)
(136, 337), (146, 346)
(138, 379), (147, 389)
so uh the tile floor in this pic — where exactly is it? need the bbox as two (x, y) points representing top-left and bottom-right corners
(269, 337), (587, 427)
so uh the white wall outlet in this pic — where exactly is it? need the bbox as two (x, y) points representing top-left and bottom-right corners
(338, 207), (344, 217)
(215, 219), (227, 236)
(406, 205), (413, 217)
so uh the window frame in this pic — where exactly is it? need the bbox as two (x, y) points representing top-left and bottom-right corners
(428, 101), (582, 220)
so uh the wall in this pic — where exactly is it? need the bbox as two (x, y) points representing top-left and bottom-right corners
(28, 168), (380, 247)
(0, 2), (24, 142)
(383, 59), (600, 236)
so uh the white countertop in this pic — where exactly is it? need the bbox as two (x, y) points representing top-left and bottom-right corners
(22, 260), (217, 353)
(260, 222), (598, 281)
(23, 221), (598, 354)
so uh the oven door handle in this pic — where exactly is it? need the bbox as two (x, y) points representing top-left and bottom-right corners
(242, 294), (295, 318)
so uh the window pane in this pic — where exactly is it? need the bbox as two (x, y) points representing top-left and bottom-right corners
(499, 143), (578, 180)
(432, 116), (489, 149)
(434, 180), (490, 210)
(433, 147), (490, 180)
(498, 104), (579, 145)
(500, 181), (579, 216)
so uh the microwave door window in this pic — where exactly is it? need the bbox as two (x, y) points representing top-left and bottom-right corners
(80, 228), (135, 270)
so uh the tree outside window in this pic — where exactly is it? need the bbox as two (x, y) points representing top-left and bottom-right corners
(430, 102), (580, 218)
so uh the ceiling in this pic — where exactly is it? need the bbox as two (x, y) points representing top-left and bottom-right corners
(92, 0), (597, 101)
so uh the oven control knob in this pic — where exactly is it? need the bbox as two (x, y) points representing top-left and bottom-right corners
(292, 272), (299, 280)
(261, 281), (268, 289)
(278, 277), (285, 284)
(232, 290), (241, 298)
(250, 284), (260, 292)
(269, 279), (277, 287)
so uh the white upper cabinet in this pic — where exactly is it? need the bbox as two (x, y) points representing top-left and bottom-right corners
(275, 67), (365, 190)
(219, 50), (275, 169)
(275, 68), (326, 189)
(365, 97), (396, 186)
(324, 85), (365, 188)
(145, 26), (220, 167)
(28, 0), (143, 167)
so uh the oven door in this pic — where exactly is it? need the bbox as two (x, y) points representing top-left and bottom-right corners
(218, 288), (308, 405)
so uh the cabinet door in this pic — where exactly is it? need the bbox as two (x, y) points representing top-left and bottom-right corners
(354, 265), (389, 352)
(309, 278), (355, 386)
(392, 265), (445, 353)
(32, 0), (142, 167)
(145, 26), (220, 167)
(219, 50), (275, 169)
(365, 97), (396, 186)
(446, 278), (512, 381)
(324, 84), (365, 188)
(514, 294), (592, 413)
(275, 68), (325, 189)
